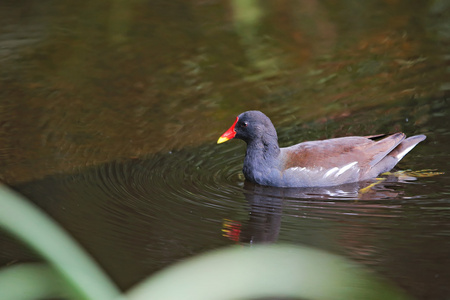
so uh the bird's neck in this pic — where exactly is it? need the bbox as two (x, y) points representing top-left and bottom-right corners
(246, 139), (280, 162)
(243, 136), (281, 184)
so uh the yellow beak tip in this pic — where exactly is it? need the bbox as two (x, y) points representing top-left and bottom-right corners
(217, 137), (230, 144)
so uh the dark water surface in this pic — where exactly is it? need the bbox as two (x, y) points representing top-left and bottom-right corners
(1, 0), (450, 299)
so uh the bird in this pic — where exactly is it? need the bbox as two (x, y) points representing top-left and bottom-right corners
(217, 110), (426, 187)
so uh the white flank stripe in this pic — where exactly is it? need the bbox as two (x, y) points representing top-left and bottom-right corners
(335, 162), (358, 176)
(324, 167), (339, 178)
(287, 167), (306, 172)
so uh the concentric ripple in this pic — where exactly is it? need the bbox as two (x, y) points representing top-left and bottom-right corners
(66, 143), (249, 224)
(139, 144), (246, 209)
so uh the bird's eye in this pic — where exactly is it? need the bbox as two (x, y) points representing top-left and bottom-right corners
(241, 121), (248, 127)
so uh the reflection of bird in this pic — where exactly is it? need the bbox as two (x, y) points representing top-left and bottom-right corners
(222, 179), (403, 244)
(218, 111), (426, 187)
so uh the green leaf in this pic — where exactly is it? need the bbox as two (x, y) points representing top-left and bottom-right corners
(128, 244), (412, 300)
(0, 184), (123, 300)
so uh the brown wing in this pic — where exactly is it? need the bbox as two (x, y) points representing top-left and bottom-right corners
(280, 133), (406, 171)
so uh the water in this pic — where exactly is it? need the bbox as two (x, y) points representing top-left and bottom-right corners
(1, 0), (449, 299)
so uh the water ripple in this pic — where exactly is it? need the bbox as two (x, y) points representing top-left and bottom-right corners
(67, 141), (441, 225)
(61, 143), (247, 228)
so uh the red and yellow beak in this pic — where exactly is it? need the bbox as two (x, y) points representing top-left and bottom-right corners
(217, 117), (238, 144)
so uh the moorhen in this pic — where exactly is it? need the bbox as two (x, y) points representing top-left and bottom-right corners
(217, 110), (426, 187)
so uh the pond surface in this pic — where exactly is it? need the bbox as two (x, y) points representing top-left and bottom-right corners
(1, 0), (450, 299)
